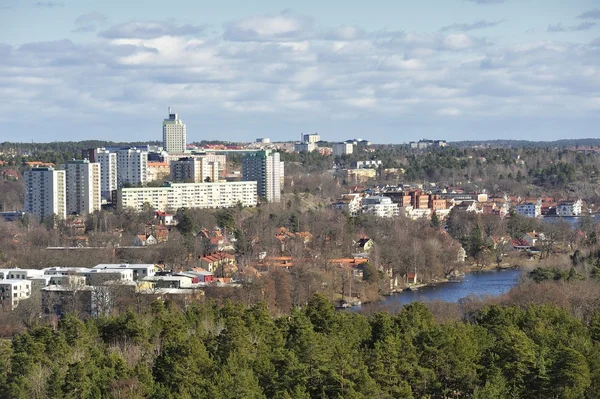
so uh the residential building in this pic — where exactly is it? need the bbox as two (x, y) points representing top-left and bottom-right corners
(242, 150), (282, 203)
(256, 137), (271, 143)
(362, 196), (399, 218)
(354, 160), (382, 169)
(557, 199), (583, 217)
(146, 161), (170, 182)
(516, 201), (541, 218)
(63, 160), (101, 216)
(117, 148), (148, 187)
(116, 181), (258, 212)
(294, 142), (316, 153)
(0, 279), (32, 311)
(333, 142), (354, 156)
(332, 194), (362, 216)
(93, 264), (157, 281)
(171, 157), (219, 183)
(302, 133), (320, 143)
(94, 149), (117, 200)
(165, 153), (227, 177)
(24, 167), (66, 221)
(162, 108), (186, 153)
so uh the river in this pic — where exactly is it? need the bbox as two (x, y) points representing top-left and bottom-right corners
(354, 269), (523, 309)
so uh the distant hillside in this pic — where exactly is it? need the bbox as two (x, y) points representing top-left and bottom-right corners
(451, 138), (600, 148)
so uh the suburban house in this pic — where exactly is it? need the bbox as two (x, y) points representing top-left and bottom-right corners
(354, 237), (374, 253)
(134, 233), (157, 246)
(199, 253), (236, 273)
(155, 211), (177, 226)
(523, 231), (544, 247)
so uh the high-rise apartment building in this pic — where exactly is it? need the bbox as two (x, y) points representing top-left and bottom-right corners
(162, 108), (186, 153)
(94, 148), (117, 200)
(63, 160), (101, 216)
(24, 167), (66, 221)
(171, 157), (219, 183)
(116, 149), (148, 187)
(241, 150), (283, 203)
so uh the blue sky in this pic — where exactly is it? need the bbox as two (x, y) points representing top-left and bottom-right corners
(0, 0), (599, 143)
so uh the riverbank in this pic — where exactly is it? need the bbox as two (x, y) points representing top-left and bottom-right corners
(356, 268), (523, 309)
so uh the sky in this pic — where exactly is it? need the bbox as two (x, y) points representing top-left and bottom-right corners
(0, 0), (599, 144)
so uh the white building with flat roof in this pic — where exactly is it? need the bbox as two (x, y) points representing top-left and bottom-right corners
(93, 263), (156, 281)
(117, 149), (148, 187)
(333, 142), (354, 156)
(94, 149), (117, 200)
(557, 199), (583, 217)
(516, 202), (541, 218)
(63, 159), (101, 216)
(0, 279), (32, 311)
(362, 196), (399, 218)
(162, 108), (187, 153)
(117, 181), (258, 212)
(24, 167), (66, 221)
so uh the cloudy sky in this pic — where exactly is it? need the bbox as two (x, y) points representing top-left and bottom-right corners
(1, 0), (599, 143)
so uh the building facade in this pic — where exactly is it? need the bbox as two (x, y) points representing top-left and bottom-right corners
(557, 199), (583, 217)
(333, 142), (354, 156)
(117, 181), (258, 212)
(162, 108), (186, 153)
(24, 167), (66, 220)
(516, 202), (541, 218)
(242, 150), (283, 203)
(64, 160), (101, 216)
(171, 157), (220, 183)
(117, 149), (148, 187)
(302, 133), (320, 143)
(94, 149), (117, 200)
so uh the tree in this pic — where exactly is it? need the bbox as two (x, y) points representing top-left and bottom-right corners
(176, 213), (197, 237)
(430, 211), (440, 229)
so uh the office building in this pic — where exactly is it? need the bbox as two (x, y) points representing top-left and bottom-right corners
(242, 150), (283, 203)
(64, 160), (101, 216)
(162, 108), (186, 153)
(94, 149), (117, 200)
(24, 167), (66, 221)
(116, 181), (257, 212)
(117, 149), (148, 187)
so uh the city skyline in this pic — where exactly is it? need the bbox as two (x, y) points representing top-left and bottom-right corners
(1, 0), (599, 143)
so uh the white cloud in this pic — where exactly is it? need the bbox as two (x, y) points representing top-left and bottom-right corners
(0, 13), (598, 142)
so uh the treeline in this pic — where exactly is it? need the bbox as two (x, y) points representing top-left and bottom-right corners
(1, 296), (600, 398)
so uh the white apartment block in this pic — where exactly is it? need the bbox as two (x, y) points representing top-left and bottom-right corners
(93, 264), (156, 281)
(165, 153), (227, 177)
(117, 149), (148, 187)
(24, 167), (66, 221)
(0, 279), (32, 311)
(95, 149), (117, 200)
(557, 199), (583, 217)
(171, 157), (219, 183)
(302, 133), (320, 143)
(117, 181), (257, 212)
(63, 160), (101, 215)
(333, 142), (354, 156)
(242, 150), (283, 203)
(162, 108), (186, 153)
(516, 202), (541, 218)
(294, 142), (316, 153)
(332, 194), (362, 216)
(362, 196), (400, 218)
